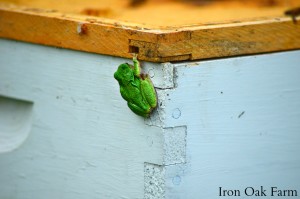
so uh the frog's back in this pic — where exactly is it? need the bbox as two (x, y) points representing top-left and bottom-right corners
(131, 79), (151, 112)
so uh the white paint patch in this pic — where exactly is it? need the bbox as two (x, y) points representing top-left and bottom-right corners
(163, 126), (186, 165)
(76, 23), (85, 34)
(144, 163), (165, 199)
(142, 62), (174, 89)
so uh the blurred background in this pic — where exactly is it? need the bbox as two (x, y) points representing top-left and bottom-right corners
(1, 0), (299, 26)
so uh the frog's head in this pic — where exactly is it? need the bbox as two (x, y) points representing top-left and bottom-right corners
(114, 63), (134, 86)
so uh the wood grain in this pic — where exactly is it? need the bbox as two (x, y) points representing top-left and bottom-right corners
(0, 2), (300, 62)
(159, 19), (300, 60)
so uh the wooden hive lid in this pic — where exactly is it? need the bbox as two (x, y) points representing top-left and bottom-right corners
(0, 0), (300, 62)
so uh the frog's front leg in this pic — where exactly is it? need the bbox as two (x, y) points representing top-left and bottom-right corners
(141, 75), (157, 109)
(132, 53), (141, 77)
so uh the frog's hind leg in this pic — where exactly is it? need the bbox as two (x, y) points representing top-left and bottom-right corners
(140, 74), (157, 109)
(127, 102), (150, 118)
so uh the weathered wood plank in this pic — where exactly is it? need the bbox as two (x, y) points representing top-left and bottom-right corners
(159, 19), (300, 59)
(0, 2), (300, 62)
(0, 6), (160, 60)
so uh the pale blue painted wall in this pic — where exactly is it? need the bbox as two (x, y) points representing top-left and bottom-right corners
(1, 38), (300, 199)
(164, 51), (300, 199)
(0, 39), (164, 199)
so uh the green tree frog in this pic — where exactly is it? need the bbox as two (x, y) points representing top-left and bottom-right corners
(114, 54), (157, 117)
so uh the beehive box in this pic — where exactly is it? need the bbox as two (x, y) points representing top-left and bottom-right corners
(1, 1), (300, 198)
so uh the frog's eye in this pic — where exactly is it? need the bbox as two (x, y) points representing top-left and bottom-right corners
(118, 63), (128, 70)
(121, 64), (128, 70)
(115, 63), (134, 84)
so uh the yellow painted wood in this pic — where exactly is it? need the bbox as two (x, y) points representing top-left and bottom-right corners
(0, 1), (299, 62)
